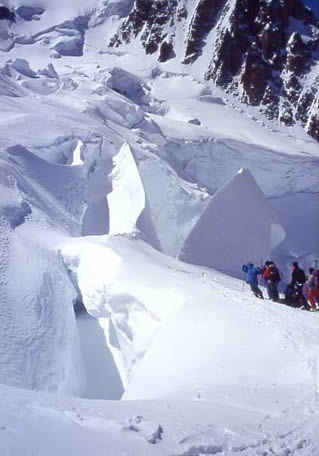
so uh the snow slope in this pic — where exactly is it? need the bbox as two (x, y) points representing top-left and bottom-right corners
(1, 233), (319, 455)
(1, 382), (319, 456)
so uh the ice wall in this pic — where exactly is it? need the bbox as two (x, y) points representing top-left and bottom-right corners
(179, 168), (286, 277)
(108, 142), (161, 250)
(0, 222), (84, 394)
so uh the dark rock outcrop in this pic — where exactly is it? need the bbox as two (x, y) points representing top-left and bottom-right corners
(110, 0), (178, 55)
(183, 0), (226, 64)
(205, 0), (319, 140)
(109, 0), (319, 141)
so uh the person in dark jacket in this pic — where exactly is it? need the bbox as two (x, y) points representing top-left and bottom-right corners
(263, 260), (280, 302)
(285, 261), (309, 308)
(242, 263), (264, 299)
(291, 261), (306, 285)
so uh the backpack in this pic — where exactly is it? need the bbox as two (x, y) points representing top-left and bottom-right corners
(294, 268), (306, 284)
(313, 270), (319, 289)
(269, 265), (280, 282)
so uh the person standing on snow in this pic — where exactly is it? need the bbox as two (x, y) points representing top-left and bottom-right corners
(289, 261), (308, 309)
(242, 263), (264, 299)
(263, 261), (280, 302)
(307, 268), (319, 311)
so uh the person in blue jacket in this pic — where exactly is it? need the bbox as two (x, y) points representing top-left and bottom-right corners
(242, 263), (264, 299)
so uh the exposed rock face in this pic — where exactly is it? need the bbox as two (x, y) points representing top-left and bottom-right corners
(109, 0), (319, 142)
(205, 0), (319, 138)
(109, 0), (179, 55)
(183, 0), (226, 64)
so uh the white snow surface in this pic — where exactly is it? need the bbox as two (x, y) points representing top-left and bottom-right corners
(2, 233), (319, 455)
(0, 1), (318, 454)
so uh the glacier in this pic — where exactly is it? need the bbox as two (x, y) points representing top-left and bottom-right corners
(0, 1), (318, 455)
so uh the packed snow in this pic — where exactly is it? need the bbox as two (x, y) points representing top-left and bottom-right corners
(0, 1), (318, 455)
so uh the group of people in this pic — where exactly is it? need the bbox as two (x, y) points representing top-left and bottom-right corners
(241, 261), (319, 311)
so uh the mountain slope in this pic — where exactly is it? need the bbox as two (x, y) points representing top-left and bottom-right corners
(109, 0), (319, 141)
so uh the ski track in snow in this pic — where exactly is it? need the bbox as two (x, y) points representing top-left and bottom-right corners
(0, 1), (318, 455)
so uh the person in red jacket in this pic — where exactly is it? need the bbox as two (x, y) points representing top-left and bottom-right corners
(307, 268), (319, 311)
(263, 261), (280, 302)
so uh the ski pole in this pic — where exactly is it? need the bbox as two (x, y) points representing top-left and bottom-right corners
(242, 273), (246, 292)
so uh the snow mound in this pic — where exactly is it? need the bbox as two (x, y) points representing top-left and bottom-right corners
(0, 72), (27, 97)
(60, 235), (183, 389)
(0, 182), (31, 228)
(87, 88), (145, 129)
(4, 144), (86, 234)
(106, 67), (149, 106)
(124, 268), (318, 406)
(179, 168), (286, 277)
(1, 58), (61, 96)
(49, 22), (87, 57)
